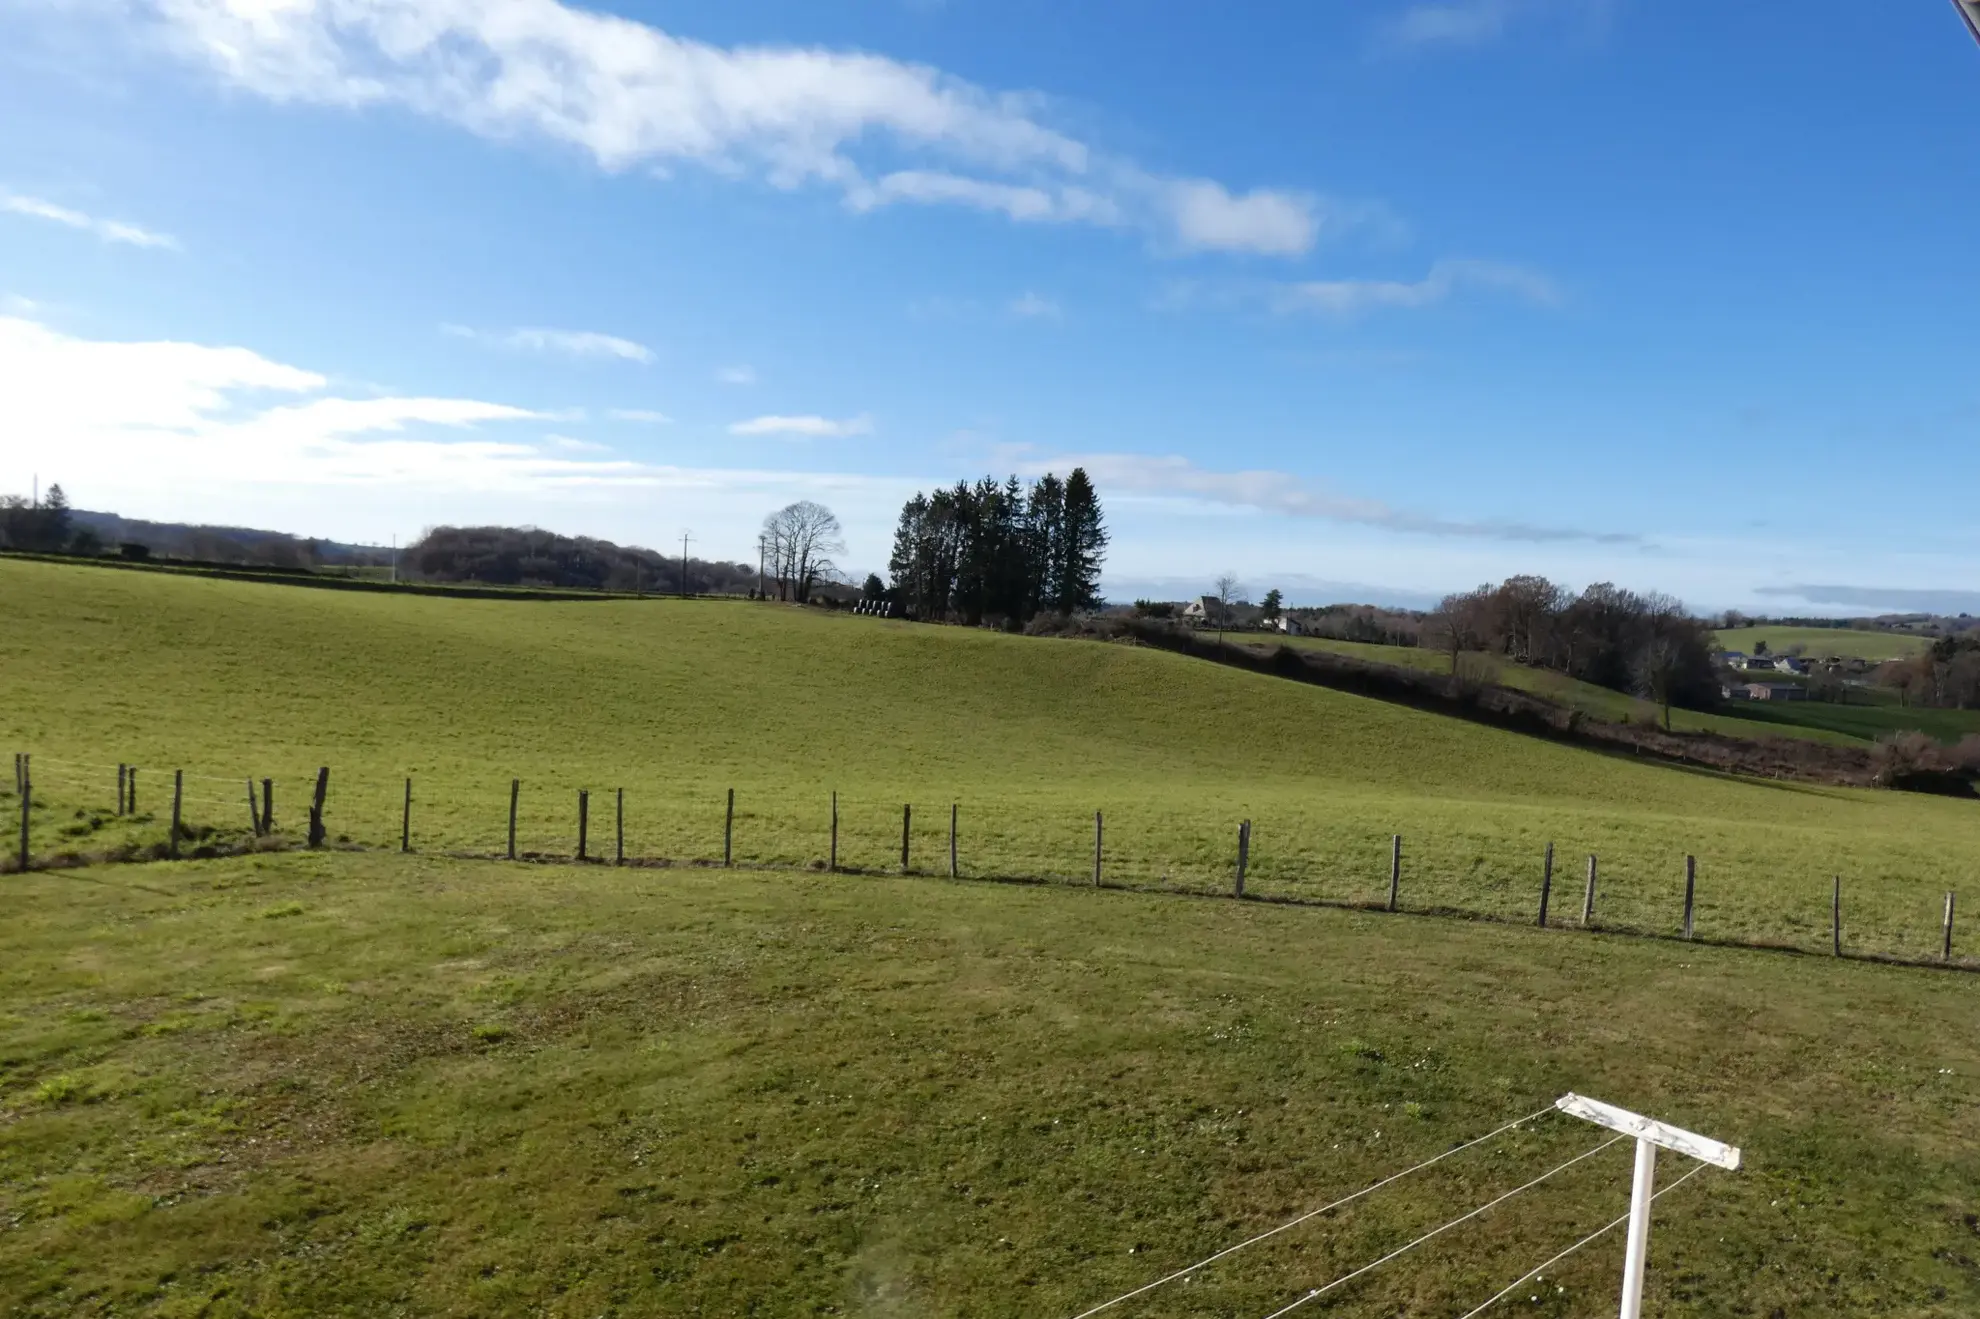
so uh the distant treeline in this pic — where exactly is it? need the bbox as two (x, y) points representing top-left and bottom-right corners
(0, 481), (390, 569)
(407, 526), (758, 594)
(1435, 576), (1719, 721)
(888, 469), (1107, 626)
(1880, 635), (1980, 710)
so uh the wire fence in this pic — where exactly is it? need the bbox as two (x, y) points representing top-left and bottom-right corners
(4, 750), (1971, 972)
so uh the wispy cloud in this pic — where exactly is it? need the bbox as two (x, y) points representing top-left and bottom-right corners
(1375, 0), (1617, 52)
(2, 193), (178, 249)
(1276, 260), (1562, 316)
(1754, 584), (1980, 615)
(1007, 449), (1639, 545)
(546, 433), (612, 453)
(115, 0), (1367, 257)
(716, 365), (759, 386)
(1009, 291), (1061, 319)
(608, 408), (673, 424)
(445, 324), (654, 363)
(728, 413), (873, 439)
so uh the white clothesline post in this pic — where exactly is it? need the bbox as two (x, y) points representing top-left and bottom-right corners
(1553, 1094), (1741, 1319)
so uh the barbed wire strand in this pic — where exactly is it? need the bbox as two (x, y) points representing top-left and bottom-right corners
(1064, 1105), (1559, 1319)
(1255, 1134), (1628, 1319)
(1451, 1160), (1709, 1319)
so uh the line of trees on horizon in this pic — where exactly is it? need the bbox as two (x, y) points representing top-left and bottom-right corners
(1432, 575), (1719, 725)
(887, 469), (1107, 627)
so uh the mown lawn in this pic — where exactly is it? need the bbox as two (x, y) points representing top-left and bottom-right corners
(4, 557), (1979, 961)
(0, 852), (1976, 1316)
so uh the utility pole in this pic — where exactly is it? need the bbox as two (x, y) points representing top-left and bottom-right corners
(1554, 1094), (1741, 1319)
(679, 530), (694, 597)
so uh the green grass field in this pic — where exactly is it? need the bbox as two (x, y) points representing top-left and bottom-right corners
(1714, 625), (1930, 662)
(1, 852), (1975, 1316)
(3, 556), (1978, 962)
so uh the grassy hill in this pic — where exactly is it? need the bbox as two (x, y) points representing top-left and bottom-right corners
(1714, 625), (1930, 662)
(3, 557), (1978, 959)
(1, 853), (1975, 1316)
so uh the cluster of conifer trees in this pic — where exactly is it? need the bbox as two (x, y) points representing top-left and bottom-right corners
(887, 468), (1106, 625)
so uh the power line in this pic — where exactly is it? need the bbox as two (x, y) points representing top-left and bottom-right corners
(1254, 1134), (1628, 1319)
(1452, 1161), (1709, 1319)
(1064, 1105), (1558, 1319)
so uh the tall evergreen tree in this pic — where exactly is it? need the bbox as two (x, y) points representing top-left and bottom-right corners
(1058, 467), (1107, 612)
(884, 469), (1102, 625)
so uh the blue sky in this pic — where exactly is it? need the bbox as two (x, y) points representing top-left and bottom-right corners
(2, 0), (1978, 612)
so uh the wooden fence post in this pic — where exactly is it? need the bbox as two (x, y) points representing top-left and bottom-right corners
(1539, 842), (1554, 928)
(1945, 892), (1957, 963)
(1236, 820), (1250, 898)
(900, 803), (911, 873)
(170, 770), (184, 859)
(262, 778), (272, 834)
(402, 778), (413, 853)
(128, 767), (137, 816)
(1387, 835), (1402, 912)
(1093, 811), (1103, 887)
(829, 792), (838, 873)
(724, 789), (734, 867)
(1831, 875), (1842, 957)
(949, 803), (958, 878)
(1582, 855), (1598, 927)
(578, 789), (589, 861)
(118, 763), (127, 816)
(16, 776), (27, 873)
(246, 778), (262, 836)
(508, 779), (519, 859)
(1683, 855), (1696, 941)
(307, 767), (329, 849)
(616, 788), (624, 865)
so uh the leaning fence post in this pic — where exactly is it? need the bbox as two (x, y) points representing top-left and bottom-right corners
(1829, 871), (1845, 954)
(307, 767), (329, 849)
(1539, 842), (1555, 928)
(578, 789), (589, 861)
(246, 778), (261, 836)
(724, 789), (735, 867)
(1236, 820), (1250, 898)
(262, 778), (272, 833)
(1945, 892), (1957, 963)
(1683, 855), (1696, 941)
(829, 791), (838, 872)
(900, 803), (911, 873)
(170, 770), (184, 858)
(507, 779), (519, 859)
(1093, 811), (1103, 887)
(616, 788), (624, 865)
(1387, 835), (1402, 912)
(1582, 854), (1598, 927)
(402, 777), (413, 853)
(949, 803), (958, 878)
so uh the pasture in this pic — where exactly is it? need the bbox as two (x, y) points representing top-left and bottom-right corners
(0, 852), (1975, 1316)
(4, 557), (1979, 962)
(1714, 625), (1931, 662)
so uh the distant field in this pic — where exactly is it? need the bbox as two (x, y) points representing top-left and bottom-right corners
(1, 852), (1975, 1316)
(4, 558), (1980, 961)
(1714, 625), (1930, 662)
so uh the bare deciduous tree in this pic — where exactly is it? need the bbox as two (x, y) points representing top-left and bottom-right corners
(1212, 572), (1242, 647)
(762, 501), (845, 603)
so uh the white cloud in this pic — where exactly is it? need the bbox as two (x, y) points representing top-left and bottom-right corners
(608, 408), (672, 424)
(116, 0), (1350, 256)
(1008, 291), (1060, 319)
(546, 433), (612, 453)
(717, 365), (759, 386)
(1276, 259), (1561, 315)
(1004, 449), (1636, 545)
(1376, 0), (1617, 52)
(445, 323), (653, 363)
(728, 413), (873, 439)
(2, 193), (178, 249)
